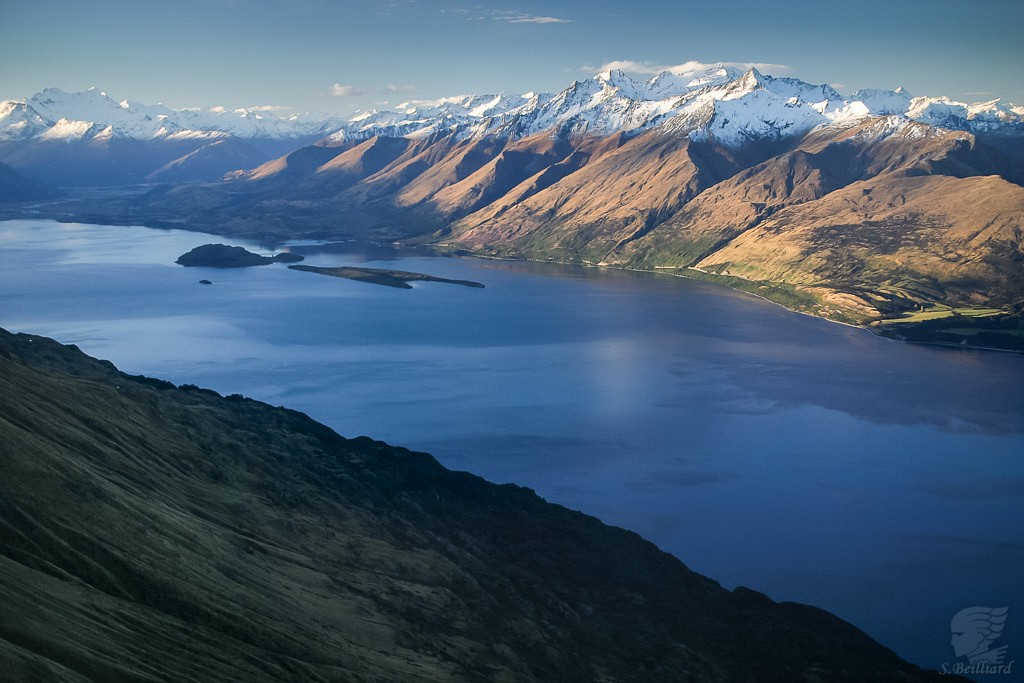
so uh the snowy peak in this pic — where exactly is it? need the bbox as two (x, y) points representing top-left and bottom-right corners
(726, 67), (768, 98)
(325, 92), (534, 143)
(765, 77), (842, 107)
(0, 99), (49, 142)
(688, 90), (828, 145)
(595, 69), (648, 99)
(904, 95), (1023, 131)
(1, 88), (345, 143)
(30, 87), (119, 119)
(645, 71), (693, 98)
(26, 87), (177, 141)
(850, 87), (914, 115)
(683, 64), (745, 89)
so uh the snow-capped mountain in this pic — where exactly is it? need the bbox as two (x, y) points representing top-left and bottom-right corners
(2, 65), (1022, 187)
(325, 93), (537, 143)
(0, 87), (344, 143)
(0, 88), (349, 185)
(318, 65), (1022, 147)
(320, 65), (853, 145)
(849, 87), (913, 116)
(5, 67), (1022, 149)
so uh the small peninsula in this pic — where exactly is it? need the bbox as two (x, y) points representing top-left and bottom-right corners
(176, 243), (304, 267)
(288, 263), (485, 289)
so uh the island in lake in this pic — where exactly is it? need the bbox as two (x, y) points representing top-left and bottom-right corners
(288, 264), (485, 289)
(176, 243), (304, 267)
(176, 244), (483, 289)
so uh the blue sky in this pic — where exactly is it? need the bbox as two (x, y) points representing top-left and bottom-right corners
(1, 0), (1021, 113)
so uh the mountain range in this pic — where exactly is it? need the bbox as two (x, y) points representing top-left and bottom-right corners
(3, 65), (1023, 329)
(0, 87), (341, 185)
(4, 67), (1023, 162)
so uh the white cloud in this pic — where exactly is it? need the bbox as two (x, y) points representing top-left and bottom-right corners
(248, 104), (292, 112)
(397, 95), (471, 109)
(500, 13), (570, 24)
(445, 5), (570, 24)
(454, 7), (570, 23)
(385, 84), (417, 94)
(589, 59), (792, 77)
(329, 83), (364, 97)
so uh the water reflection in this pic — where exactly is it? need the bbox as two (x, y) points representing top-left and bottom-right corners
(2, 219), (1022, 672)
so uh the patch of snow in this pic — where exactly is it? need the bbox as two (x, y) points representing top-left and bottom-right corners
(39, 118), (99, 141)
(851, 87), (913, 115)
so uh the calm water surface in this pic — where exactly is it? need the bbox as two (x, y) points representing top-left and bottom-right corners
(2, 219), (1022, 674)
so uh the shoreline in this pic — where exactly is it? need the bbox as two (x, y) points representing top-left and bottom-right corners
(4, 213), (1019, 353)
(432, 244), (1023, 354)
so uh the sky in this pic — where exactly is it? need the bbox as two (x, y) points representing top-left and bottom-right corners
(1, 0), (1021, 115)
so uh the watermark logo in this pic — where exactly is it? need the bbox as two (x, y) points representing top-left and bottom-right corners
(941, 606), (1014, 676)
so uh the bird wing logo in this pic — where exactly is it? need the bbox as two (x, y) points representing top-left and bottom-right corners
(951, 606), (1010, 664)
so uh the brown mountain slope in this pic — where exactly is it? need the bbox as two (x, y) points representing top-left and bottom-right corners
(653, 119), (992, 237)
(447, 131), (733, 261)
(449, 119), (1005, 270)
(434, 120), (1022, 322)
(236, 143), (350, 183)
(0, 328), (960, 682)
(419, 133), (577, 217)
(308, 135), (416, 193)
(309, 135), (476, 227)
(691, 173), (1024, 317)
(390, 135), (510, 209)
(433, 133), (626, 227)
(598, 122), (1023, 315)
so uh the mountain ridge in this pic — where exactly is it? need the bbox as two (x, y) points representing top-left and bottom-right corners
(0, 327), (965, 681)
(3, 65), (1022, 183)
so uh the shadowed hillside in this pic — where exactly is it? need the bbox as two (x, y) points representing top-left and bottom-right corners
(0, 161), (60, 203)
(0, 328), (961, 682)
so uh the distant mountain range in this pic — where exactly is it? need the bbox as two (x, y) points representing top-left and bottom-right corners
(0, 87), (341, 185)
(3, 65), (1023, 330)
(2, 66), (1022, 186)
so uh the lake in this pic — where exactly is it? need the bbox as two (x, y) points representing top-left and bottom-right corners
(1, 218), (1021, 674)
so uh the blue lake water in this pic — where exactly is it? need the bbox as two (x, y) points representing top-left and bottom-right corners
(1, 219), (1022, 674)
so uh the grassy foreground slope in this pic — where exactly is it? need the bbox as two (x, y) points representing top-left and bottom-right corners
(0, 329), (959, 682)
